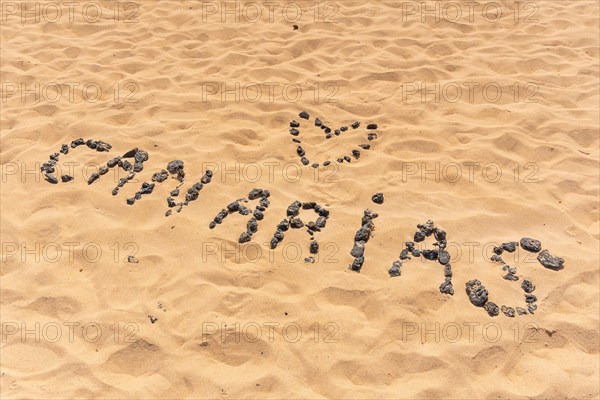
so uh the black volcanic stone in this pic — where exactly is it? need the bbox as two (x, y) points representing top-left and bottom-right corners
(290, 120), (300, 128)
(107, 157), (120, 168)
(465, 279), (488, 307)
(296, 146), (305, 157)
(484, 302), (499, 317)
(273, 229), (285, 241)
(434, 229), (446, 241)
(343, 156), (351, 163)
(438, 249), (450, 265)
(350, 241), (365, 258)
(309, 241), (319, 254)
(247, 218), (258, 233)
(239, 232), (251, 243)
(502, 242), (518, 253)
(414, 231), (426, 242)
(354, 226), (372, 242)
(501, 305), (515, 317)
(44, 173), (58, 184)
(299, 111), (309, 119)
(301, 157), (309, 165)
(527, 303), (537, 314)
(537, 250), (564, 271)
(371, 193), (384, 204)
(444, 264), (452, 277)
(287, 201), (302, 217)
(351, 121), (360, 129)
(123, 148), (138, 158)
(350, 256), (364, 272)
(359, 144), (371, 150)
(290, 128), (299, 136)
(152, 170), (169, 183)
(254, 209), (264, 220)
(70, 138), (85, 148)
(367, 123), (378, 129)
(87, 173), (100, 185)
(516, 307), (528, 316)
(388, 260), (401, 277)
(521, 280), (536, 293)
(439, 278), (454, 295)
(277, 219), (289, 231)
(367, 133), (378, 141)
(422, 249), (438, 261)
(60, 144), (69, 154)
(61, 175), (73, 183)
(167, 160), (184, 175)
(399, 249), (411, 260)
(520, 237), (542, 253)
(315, 118), (322, 127)
(289, 218), (304, 229)
(525, 294), (537, 303)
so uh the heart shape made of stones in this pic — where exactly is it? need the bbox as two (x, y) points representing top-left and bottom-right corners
(288, 111), (380, 168)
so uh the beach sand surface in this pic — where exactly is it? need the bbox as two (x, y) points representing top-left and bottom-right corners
(1, 1), (599, 398)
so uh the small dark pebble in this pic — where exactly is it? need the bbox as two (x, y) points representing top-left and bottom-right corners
(371, 193), (384, 204)
(466, 279), (488, 307)
(87, 173), (100, 185)
(516, 307), (528, 315)
(367, 123), (378, 130)
(521, 280), (536, 293)
(502, 242), (518, 253)
(501, 305), (515, 317)
(537, 250), (564, 271)
(484, 302), (499, 317)
(422, 249), (438, 261)
(439, 278), (454, 295)
(239, 232), (252, 243)
(520, 237), (542, 253)
(527, 303), (537, 314)
(350, 256), (364, 272)
(525, 294), (537, 303)
(388, 260), (401, 277)
(45, 173), (58, 184)
(299, 111), (309, 119)
(438, 249), (450, 265)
